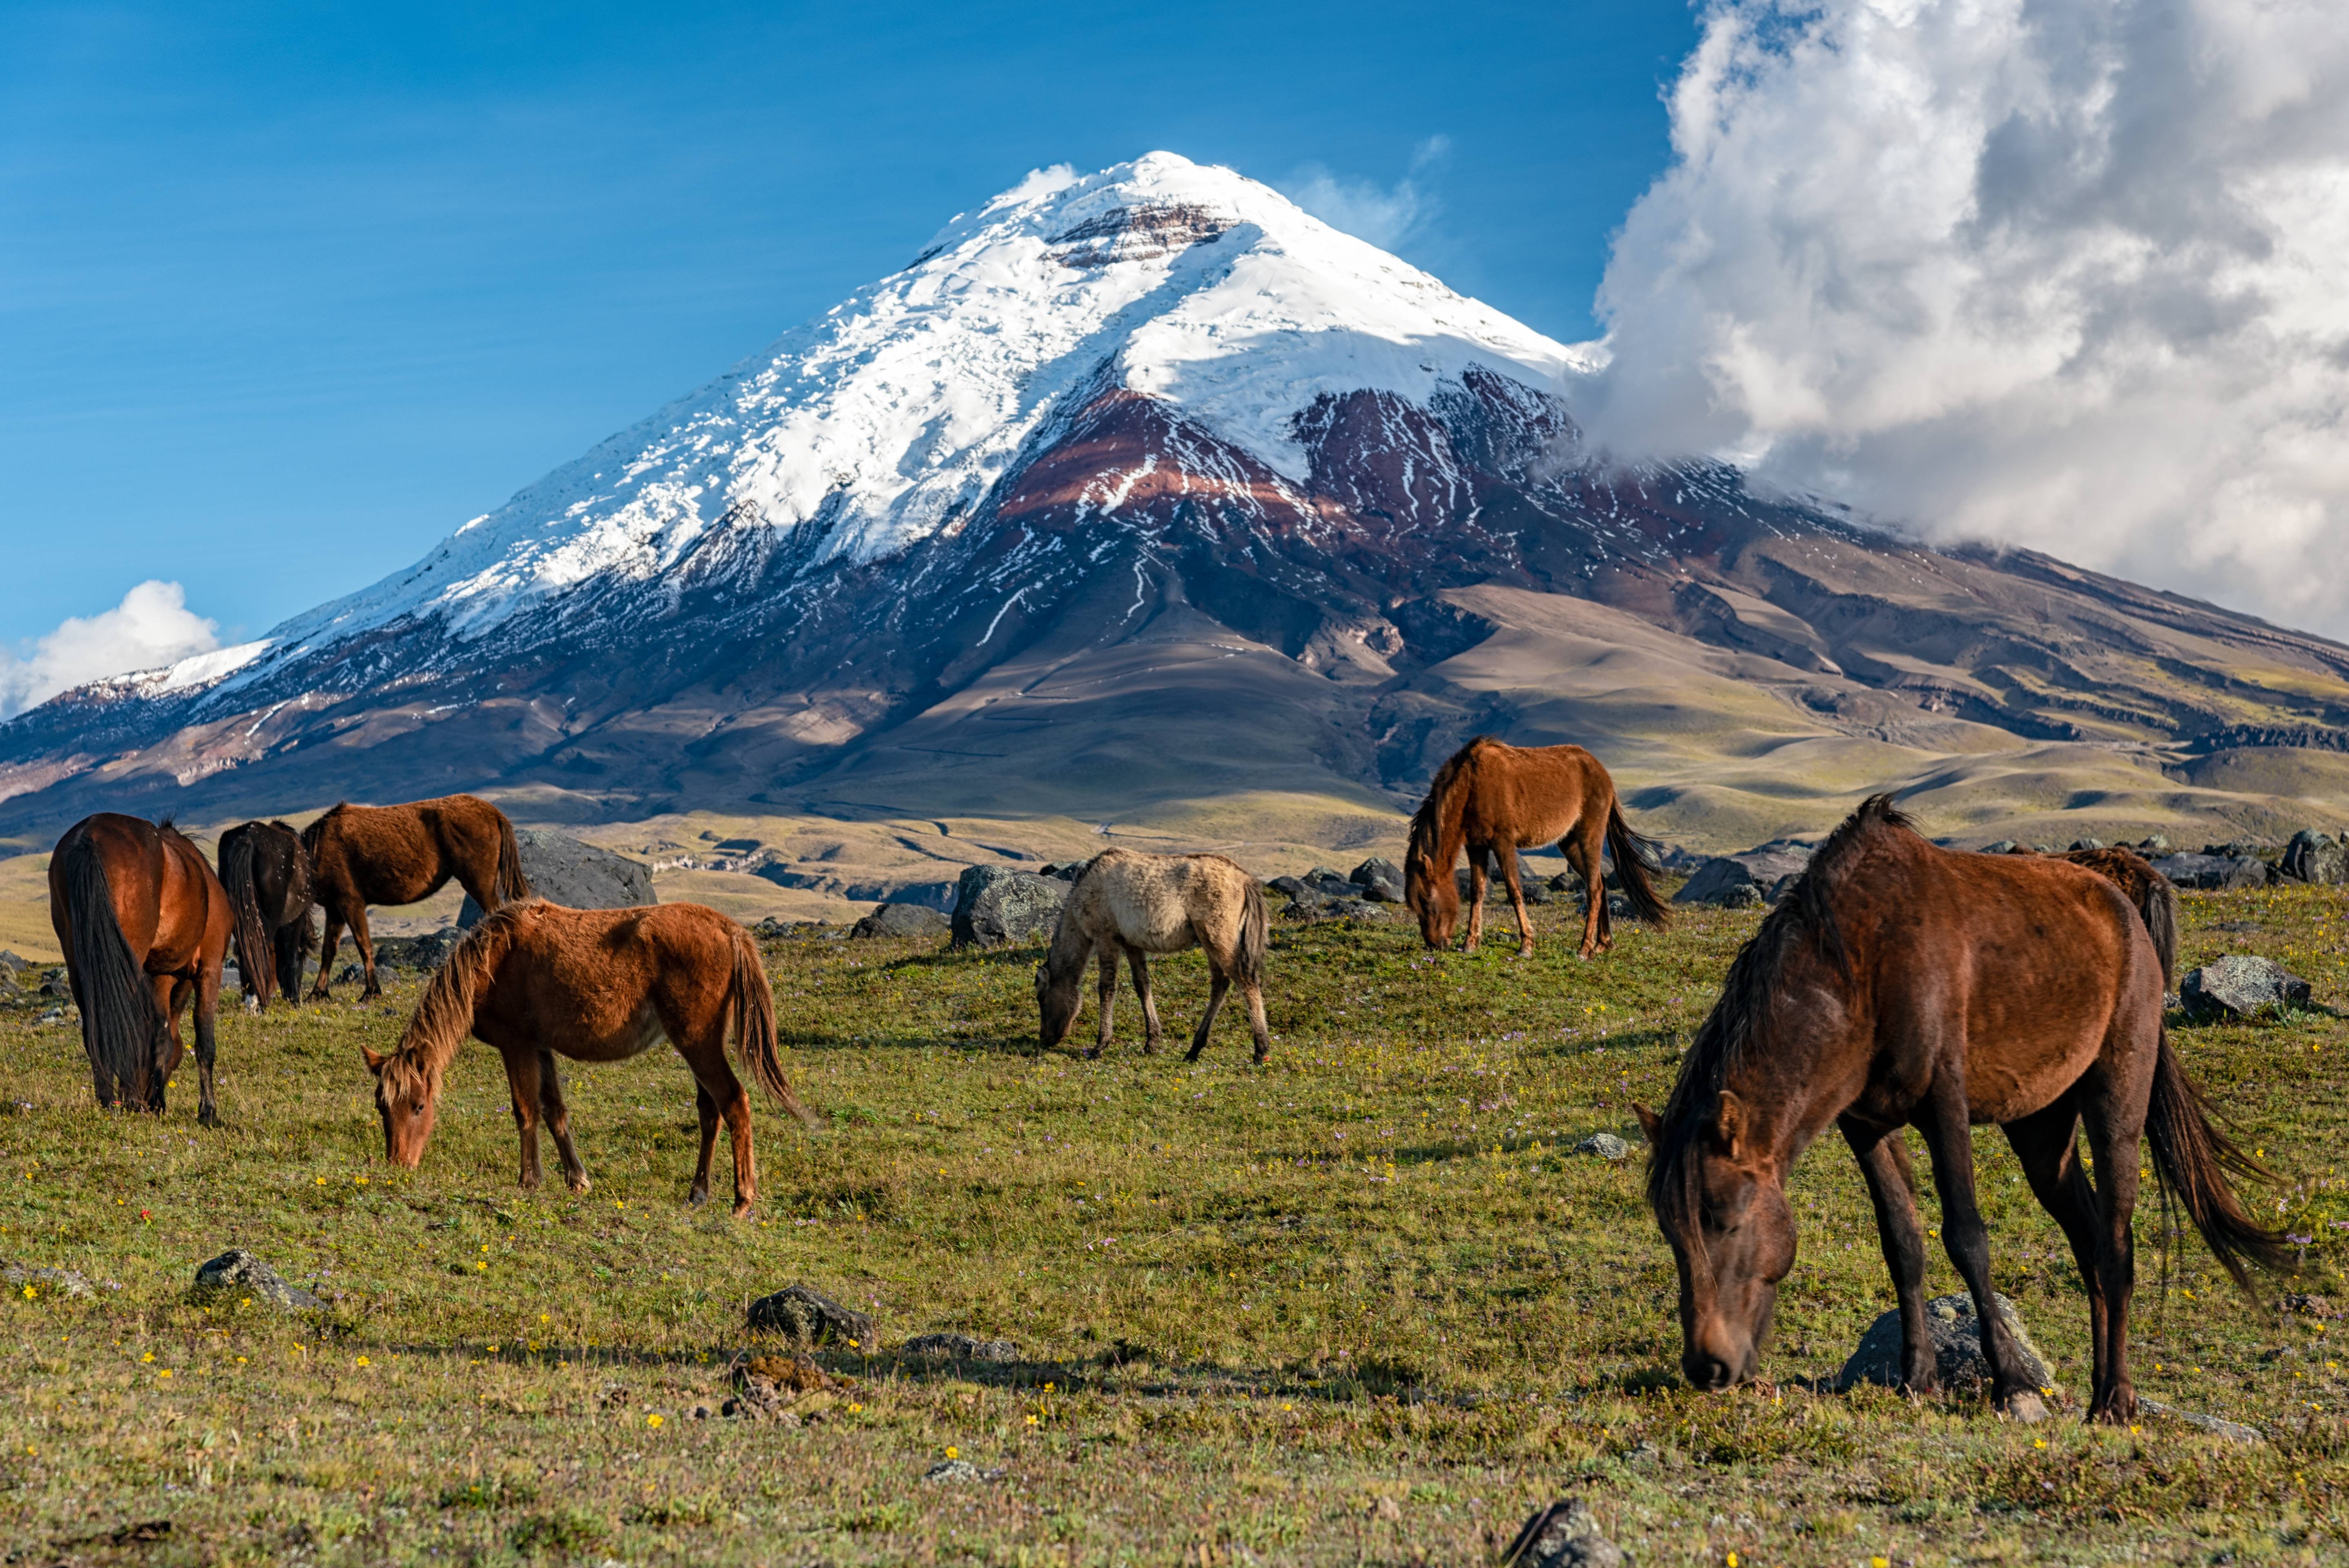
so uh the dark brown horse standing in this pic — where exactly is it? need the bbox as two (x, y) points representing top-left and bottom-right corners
(47, 814), (233, 1121)
(303, 795), (529, 999)
(364, 899), (820, 1215)
(1638, 797), (2284, 1423)
(217, 819), (315, 1008)
(1404, 737), (1669, 958)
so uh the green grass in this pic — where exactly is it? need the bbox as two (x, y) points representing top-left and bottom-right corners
(0, 887), (2346, 1564)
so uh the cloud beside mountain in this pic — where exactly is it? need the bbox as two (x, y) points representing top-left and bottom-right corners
(1583, 0), (2349, 639)
(0, 580), (219, 719)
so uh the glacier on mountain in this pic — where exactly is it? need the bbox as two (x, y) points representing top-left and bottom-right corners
(207, 152), (1599, 686)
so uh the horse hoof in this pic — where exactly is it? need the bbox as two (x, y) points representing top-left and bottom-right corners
(2000, 1390), (2050, 1424)
(1082, 1046), (1102, 1061)
(199, 1110), (219, 1129)
(730, 1201), (752, 1219)
(687, 1188), (710, 1208)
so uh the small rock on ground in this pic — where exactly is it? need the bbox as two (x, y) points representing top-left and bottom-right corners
(194, 1249), (323, 1311)
(2182, 954), (2313, 1022)
(924, 1459), (1004, 1484)
(1499, 1498), (1632, 1568)
(850, 903), (950, 941)
(1835, 1291), (2058, 1398)
(747, 1283), (876, 1348)
(2, 1260), (92, 1299)
(902, 1332), (1019, 1362)
(1573, 1133), (1631, 1160)
(2138, 1397), (2264, 1445)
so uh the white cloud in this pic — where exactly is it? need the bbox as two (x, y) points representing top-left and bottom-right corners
(1584, 0), (2349, 639)
(1283, 136), (1452, 250)
(0, 580), (221, 719)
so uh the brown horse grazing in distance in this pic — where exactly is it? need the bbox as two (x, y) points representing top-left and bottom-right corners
(1637, 797), (2287, 1424)
(2058, 847), (2178, 987)
(47, 814), (233, 1121)
(304, 795), (529, 999)
(1036, 849), (1272, 1062)
(364, 900), (820, 1215)
(1405, 736), (1669, 958)
(217, 819), (315, 1008)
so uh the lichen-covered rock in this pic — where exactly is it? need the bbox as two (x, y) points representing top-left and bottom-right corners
(2281, 830), (2346, 886)
(459, 829), (656, 927)
(1349, 857), (1405, 902)
(850, 904), (950, 941)
(2182, 954), (2313, 1021)
(194, 1249), (323, 1311)
(747, 1283), (875, 1348)
(1573, 1133), (1631, 1160)
(902, 1332), (1019, 1362)
(3, 1260), (92, 1299)
(950, 866), (1069, 948)
(1302, 867), (1358, 898)
(1498, 1498), (1633, 1568)
(1834, 1291), (2057, 1396)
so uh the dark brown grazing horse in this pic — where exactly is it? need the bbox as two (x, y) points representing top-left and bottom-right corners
(364, 899), (820, 1216)
(1404, 736), (1669, 958)
(1638, 797), (2284, 1423)
(47, 814), (232, 1121)
(2059, 847), (2177, 987)
(303, 795), (529, 999)
(217, 819), (315, 1008)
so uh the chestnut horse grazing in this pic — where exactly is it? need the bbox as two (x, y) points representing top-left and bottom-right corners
(303, 795), (529, 999)
(364, 900), (819, 1215)
(1405, 737), (1668, 957)
(1036, 850), (1271, 1062)
(217, 819), (315, 1008)
(1638, 797), (2284, 1423)
(48, 814), (232, 1121)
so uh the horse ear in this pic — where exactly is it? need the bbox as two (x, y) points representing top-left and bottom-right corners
(1713, 1090), (1749, 1157)
(361, 1046), (386, 1074)
(1633, 1103), (1661, 1146)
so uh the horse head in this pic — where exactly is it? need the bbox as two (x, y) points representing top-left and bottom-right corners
(1403, 841), (1458, 949)
(362, 1045), (439, 1168)
(1034, 958), (1083, 1052)
(1638, 1092), (1796, 1392)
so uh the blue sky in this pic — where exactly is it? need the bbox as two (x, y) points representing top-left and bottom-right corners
(0, 0), (1699, 656)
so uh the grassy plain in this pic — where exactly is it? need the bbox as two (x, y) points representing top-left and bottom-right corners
(0, 885), (2344, 1565)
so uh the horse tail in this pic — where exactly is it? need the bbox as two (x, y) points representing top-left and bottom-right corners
(217, 829), (275, 1007)
(493, 811), (531, 904)
(1234, 875), (1269, 986)
(1406, 738), (1487, 923)
(730, 922), (819, 1129)
(2145, 1026), (2293, 1294)
(59, 829), (167, 1108)
(1604, 799), (1671, 928)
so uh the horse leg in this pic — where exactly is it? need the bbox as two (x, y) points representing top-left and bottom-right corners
(688, 1083), (720, 1206)
(194, 963), (221, 1127)
(717, 1069), (757, 1218)
(537, 1051), (589, 1193)
(1568, 824), (1607, 960)
(1463, 847), (1489, 955)
(504, 1050), (546, 1192)
(1841, 1117), (1936, 1392)
(1089, 944), (1118, 1060)
(1127, 946), (1163, 1054)
(149, 975), (183, 1114)
(311, 907), (345, 999)
(2002, 1097), (2117, 1412)
(1916, 1079), (2046, 1419)
(349, 904), (382, 999)
(1243, 979), (1271, 1065)
(1186, 964), (1232, 1062)
(2063, 1069), (2144, 1422)
(1494, 846), (1535, 959)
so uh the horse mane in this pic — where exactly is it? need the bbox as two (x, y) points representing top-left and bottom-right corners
(1646, 794), (1915, 1229)
(376, 901), (530, 1101)
(1406, 737), (1498, 892)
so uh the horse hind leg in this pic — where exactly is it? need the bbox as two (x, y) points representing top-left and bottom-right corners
(1186, 965), (1233, 1062)
(538, 1050), (589, 1194)
(1917, 1077), (2048, 1420)
(149, 975), (183, 1114)
(1842, 1117), (1936, 1393)
(1568, 823), (1607, 959)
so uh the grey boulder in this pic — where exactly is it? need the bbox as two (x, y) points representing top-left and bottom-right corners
(1498, 1499), (1632, 1568)
(194, 1249), (323, 1311)
(1349, 857), (1405, 902)
(1302, 866), (1358, 899)
(1573, 1133), (1631, 1160)
(1834, 1291), (2057, 1397)
(748, 1283), (876, 1348)
(2152, 852), (2270, 891)
(460, 828), (656, 926)
(2281, 830), (2346, 886)
(1672, 857), (1757, 906)
(950, 865), (1068, 949)
(851, 904), (950, 941)
(2182, 955), (2313, 1021)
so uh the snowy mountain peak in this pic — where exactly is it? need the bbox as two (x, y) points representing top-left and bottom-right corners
(247, 153), (1595, 672)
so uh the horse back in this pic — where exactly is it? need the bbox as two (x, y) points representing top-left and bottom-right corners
(1459, 741), (1613, 847)
(474, 901), (735, 1060)
(1073, 849), (1251, 953)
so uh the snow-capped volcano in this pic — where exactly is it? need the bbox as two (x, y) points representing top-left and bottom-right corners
(259, 152), (1593, 665)
(5, 152), (2347, 850)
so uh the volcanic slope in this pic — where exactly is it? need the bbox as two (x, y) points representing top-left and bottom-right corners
(4, 152), (2347, 886)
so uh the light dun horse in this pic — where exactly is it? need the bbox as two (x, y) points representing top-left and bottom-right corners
(1036, 850), (1272, 1063)
(48, 813), (232, 1122)
(364, 900), (819, 1216)
(1639, 797), (2284, 1423)
(304, 795), (530, 999)
(1405, 736), (1669, 958)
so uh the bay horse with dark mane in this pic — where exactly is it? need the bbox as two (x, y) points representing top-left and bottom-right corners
(1404, 737), (1668, 958)
(364, 899), (820, 1215)
(1638, 796), (2284, 1423)
(218, 819), (315, 1008)
(47, 813), (232, 1121)
(303, 795), (529, 999)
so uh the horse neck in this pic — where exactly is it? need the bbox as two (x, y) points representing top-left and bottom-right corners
(1042, 910), (1093, 984)
(1712, 980), (1858, 1175)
